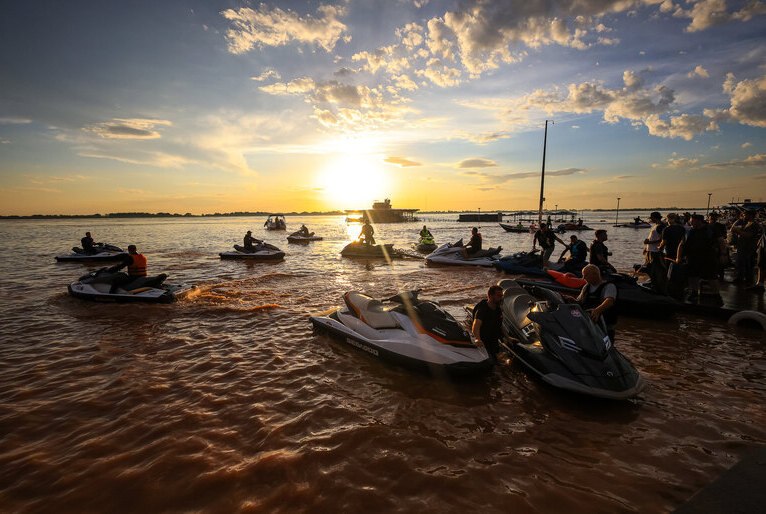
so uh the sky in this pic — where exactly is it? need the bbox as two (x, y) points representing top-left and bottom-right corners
(1, 0), (765, 215)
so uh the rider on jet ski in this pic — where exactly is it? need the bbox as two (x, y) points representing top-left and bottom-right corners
(563, 264), (618, 342)
(106, 244), (159, 293)
(243, 230), (263, 252)
(297, 224), (311, 237)
(81, 232), (96, 254)
(461, 227), (482, 259)
(420, 225), (433, 239)
(358, 219), (376, 246)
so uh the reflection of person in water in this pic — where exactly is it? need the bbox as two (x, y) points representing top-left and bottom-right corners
(359, 219), (375, 245)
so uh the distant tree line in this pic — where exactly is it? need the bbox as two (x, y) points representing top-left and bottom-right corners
(0, 211), (346, 219)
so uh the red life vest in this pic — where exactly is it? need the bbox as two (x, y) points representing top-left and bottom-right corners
(128, 253), (147, 277)
(547, 269), (586, 288)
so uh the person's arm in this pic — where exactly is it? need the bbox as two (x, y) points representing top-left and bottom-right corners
(575, 285), (587, 303)
(555, 235), (566, 245)
(107, 254), (132, 273)
(590, 296), (616, 322)
(471, 317), (484, 347)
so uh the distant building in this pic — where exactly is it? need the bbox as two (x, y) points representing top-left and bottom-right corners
(346, 198), (419, 223)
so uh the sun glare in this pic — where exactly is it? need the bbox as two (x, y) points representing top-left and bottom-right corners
(318, 153), (389, 210)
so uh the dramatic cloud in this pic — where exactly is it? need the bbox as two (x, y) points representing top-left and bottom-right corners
(222, 4), (348, 54)
(675, 0), (766, 32)
(385, 156), (421, 167)
(714, 73), (766, 127)
(502, 70), (719, 140)
(457, 158), (497, 168)
(84, 118), (172, 140)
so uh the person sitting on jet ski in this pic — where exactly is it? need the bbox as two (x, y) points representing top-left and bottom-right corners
(81, 231), (96, 254)
(420, 225), (432, 239)
(564, 264), (618, 342)
(106, 244), (148, 293)
(634, 216), (645, 226)
(462, 227), (482, 258)
(560, 234), (588, 274)
(471, 285), (504, 362)
(589, 229), (617, 274)
(358, 219), (375, 246)
(297, 224), (311, 237)
(243, 230), (263, 252)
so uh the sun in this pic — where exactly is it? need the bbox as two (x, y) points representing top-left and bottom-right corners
(317, 153), (390, 210)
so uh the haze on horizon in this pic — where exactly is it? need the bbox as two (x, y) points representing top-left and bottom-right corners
(1, 0), (765, 216)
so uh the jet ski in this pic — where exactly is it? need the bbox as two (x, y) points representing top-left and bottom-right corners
(220, 243), (285, 260)
(56, 243), (127, 262)
(496, 279), (645, 400)
(556, 223), (593, 231)
(425, 240), (502, 267)
(514, 272), (680, 319)
(340, 241), (395, 258)
(68, 268), (194, 303)
(310, 290), (492, 376)
(614, 222), (651, 229)
(287, 230), (323, 243)
(415, 235), (437, 253)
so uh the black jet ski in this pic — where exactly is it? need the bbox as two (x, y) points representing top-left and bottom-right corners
(56, 243), (127, 262)
(68, 268), (194, 303)
(310, 291), (492, 376)
(287, 230), (323, 243)
(425, 239), (502, 267)
(514, 272), (680, 319)
(340, 241), (395, 258)
(219, 243), (285, 260)
(497, 279), (645, 400)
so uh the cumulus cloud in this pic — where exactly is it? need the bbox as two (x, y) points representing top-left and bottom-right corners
(666, 157), (700, 169)
(385, 156), (421, 167)
(222, 4), (348, 54)
(501, 70), (720, 140)
(251, 69), (281, 82)
(84, 118), (172, 140)
(715, 73), (766, 127)
(352, 45), (410, 75)
(674, 0), (766, 32)
(457, 158), (497, 168)
(688, 65), (710, 78)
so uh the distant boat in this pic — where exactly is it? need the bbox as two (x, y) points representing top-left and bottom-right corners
(499, 222), (534, 233)
(264, 214), (287, 230)
(345, 198), (418, 223)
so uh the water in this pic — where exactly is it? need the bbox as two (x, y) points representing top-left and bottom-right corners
(0, 213), (764, 513)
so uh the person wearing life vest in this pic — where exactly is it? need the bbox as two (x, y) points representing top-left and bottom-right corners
(420, 225), (432, 238)
(560, 234), (588, 274)
(565, 264), (618, 343)
(107, 245), (148, 292)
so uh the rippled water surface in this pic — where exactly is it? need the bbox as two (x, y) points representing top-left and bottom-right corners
(0, 214), (764, 513)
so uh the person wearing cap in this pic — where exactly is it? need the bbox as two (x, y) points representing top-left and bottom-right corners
(243, 230), (263, 253)
(643, 211), (667, 293)
(677, 214), (720, 302)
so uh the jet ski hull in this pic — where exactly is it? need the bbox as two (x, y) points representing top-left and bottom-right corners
(508, 342), (645, 400)
(309, 302), (492, 376)
(287, 235), (323, 243)
(425, 242), (501, 267)
(499, 223), (532, 233)
(220, 251), (285, 260)
(68, 281), (194, 303)
(56, 252), (128, 263)
(340, 243), (395, 258)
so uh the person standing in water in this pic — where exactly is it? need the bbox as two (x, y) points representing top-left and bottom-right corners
(472, 285), (504, 363)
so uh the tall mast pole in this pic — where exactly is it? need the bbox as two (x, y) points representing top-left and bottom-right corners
(538, 120), (553, 226)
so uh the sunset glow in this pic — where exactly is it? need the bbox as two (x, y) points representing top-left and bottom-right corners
(1, 1), (765, 214)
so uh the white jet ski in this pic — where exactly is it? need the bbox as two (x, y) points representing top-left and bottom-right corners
(219, 243), (285, 260)
(56, 243), (127, 263)
(425, 239), (502, 267)
(68, 268), (194, 303)
(310, 291), (492, 376)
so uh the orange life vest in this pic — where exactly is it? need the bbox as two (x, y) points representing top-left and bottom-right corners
(128, 253), (147, 277)
(547, 269), (586, 288)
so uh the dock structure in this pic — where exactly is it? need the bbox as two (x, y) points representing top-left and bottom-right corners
(345, 199), (419, 223)
(458, 212), (503, 222)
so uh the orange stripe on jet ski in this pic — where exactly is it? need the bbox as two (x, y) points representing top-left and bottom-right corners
(547, 269), (586, 288)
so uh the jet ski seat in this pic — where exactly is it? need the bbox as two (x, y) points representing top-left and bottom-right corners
(344, 292), (399, 329)
(499, 280), (536, 326)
